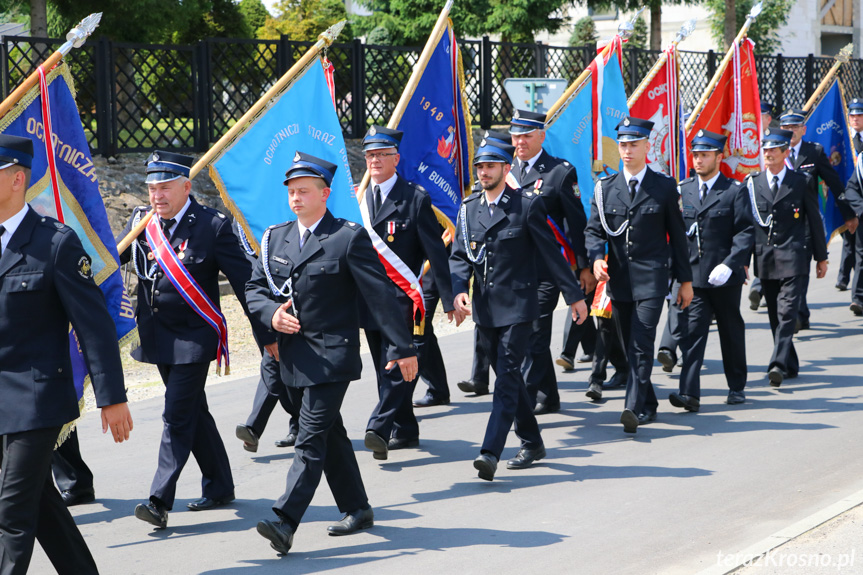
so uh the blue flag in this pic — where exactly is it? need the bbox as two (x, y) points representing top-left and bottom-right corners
(211, 60), (358, 250)
(395, 20), (472, 225)
(0, 64), (138, 426)
(545, 45), (630, 216)
(805, 81), (852, 243)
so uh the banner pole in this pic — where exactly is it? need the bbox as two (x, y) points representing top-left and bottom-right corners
(685, 2), (763, 132)
(117, 20), (347, 253)
(803, 43), (853, 112)
(626, 18), (696, 109)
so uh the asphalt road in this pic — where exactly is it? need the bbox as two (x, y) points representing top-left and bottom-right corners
(31, 255), (863, 575)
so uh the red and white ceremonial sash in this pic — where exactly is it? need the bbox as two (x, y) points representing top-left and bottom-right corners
(323, 57), (337, 109)
(145, 217), (231, 374)
(359, 194), (426, 331)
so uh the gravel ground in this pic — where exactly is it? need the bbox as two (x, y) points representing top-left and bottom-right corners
(83, 293), (476, 411)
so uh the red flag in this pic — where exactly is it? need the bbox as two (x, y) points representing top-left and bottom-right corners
(686, 39), (763, 181)
(630, 45), (683, 180)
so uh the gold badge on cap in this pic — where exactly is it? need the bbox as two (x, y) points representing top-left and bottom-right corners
(293, 151), (301, 162)
(369, 126), (377, 136)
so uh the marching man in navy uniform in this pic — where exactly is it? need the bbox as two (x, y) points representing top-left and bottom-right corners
(668, 130), (754, 411)
(246, 152), (417, 554)
(844, 98), (863, 312)
(118, 151), (274, 529)
(506, 109), (594, 415)
(450, 139), (587, 481)
(748, 129), (828, 385)
(836, 98), (863, 293)
(358, 126), (454, 460)
(585, 117), (693, 434)
(778, 109), (856, 330)
(0, 134), (133, 574)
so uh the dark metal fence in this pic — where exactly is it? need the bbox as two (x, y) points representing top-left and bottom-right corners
(2, 33), (862, 156)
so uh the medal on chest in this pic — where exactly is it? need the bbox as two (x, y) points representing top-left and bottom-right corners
(793, 208), (800, 219)
(387, 221), (396, 242)
(177, 239), (189, 259)
(534, 179), (543, 194)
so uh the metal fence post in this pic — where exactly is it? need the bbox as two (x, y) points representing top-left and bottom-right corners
(0, 37), (8, 100)
(194, 41), (211, 152)
(629, 49), (639, 94)
(707, 50), (716, 81)
(480, 35), (492, 129)
(805, 54), (814, 102)
(350, 38), (365, 137)
(94, 38), (112, 157)
(775, 54), (784, 114)
(277, 34), (291, 76)
(535, 41), (544, 77)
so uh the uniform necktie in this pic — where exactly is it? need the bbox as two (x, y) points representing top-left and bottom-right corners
(770, 175), (779, 199)
(855, 133), (862, 150)
(373, 185), (382, 218)
(700, 183), (708, 201)
(489, 203), (496, 216)
(628, 178), (638, 199)
(520, 161), (528, 182)
(159, 217), (176, 240)
(299, 228), (311, 251)
(0, 224), (5, 256)
(790, 148), (797, 166)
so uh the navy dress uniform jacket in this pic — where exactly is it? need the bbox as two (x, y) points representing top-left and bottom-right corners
(749, 170), (828, 279)
(449, 186), (585, 328)
(245, 210), (415, 388)
(679, 174), (755, 288)
(792, 140), (853, 221)
(511, 150), (589, 271)
(585, 168), (692, 302)
(0, 207), (126, 436)
(118, 197), (273, 364)
(361, 176), (454, 330)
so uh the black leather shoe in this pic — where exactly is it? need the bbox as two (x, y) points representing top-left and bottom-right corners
(257, 519), (294, 554)
(851, 302), (863, 316)
(533, 401), (560, 415)
(327, 507), (374, 536)
(274, 433), (297, 448)
(668, 392), (700, 412)
(388, 437), (419, 450)
(457, 380), (489, 395)
(577, 353), (594, 363)
(364, 430), (388, 460)
(836, 282), (849, 291)
(61, 489), (95, 507)
(749, 290), (761, 311)
(638, 411), (657, 425)
(135, 501), (168, 529)
(726, 390), (746, 404)
(506, 445), (546, 469)
(473, 453), (498, 481)
(585, 382), (603, 400)
(604, 371), (628, 389)
(657, 349), (676, 373)
(555, 354), (574, 370)
(187, 493), (235, 511)
(235, 424), (259, 453)
(413, 392), (450, 407)
(768, 366), (785, 387)
(620, 409), (639, 433)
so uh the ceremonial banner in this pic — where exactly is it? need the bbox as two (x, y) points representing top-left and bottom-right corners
(545, 40), (629, 215)
(629, 44), (685, 180)
(210, 59), (358, 251)
(395, 20), (472, 226)
(806, 80), (853, 242)
(0, 64), (138, 435)
(686, 39), (763, 181)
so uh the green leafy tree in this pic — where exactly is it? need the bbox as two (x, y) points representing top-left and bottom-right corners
(706, 0), (794, 54)
(239, 0), (269, 37)
(258, 0), (352, 41)
(354, 0), (569, 45)
(568, 15), (598, 47)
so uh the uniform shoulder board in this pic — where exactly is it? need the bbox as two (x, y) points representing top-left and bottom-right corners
(747, 171), (760, 179)
(680, 176), (696, 184)
(463, 193), (481, 203)
(201, 205), (227, 219)
(599, 173), (614, 181)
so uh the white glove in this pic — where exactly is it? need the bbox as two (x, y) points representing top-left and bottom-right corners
(708, 263), (733, 286)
